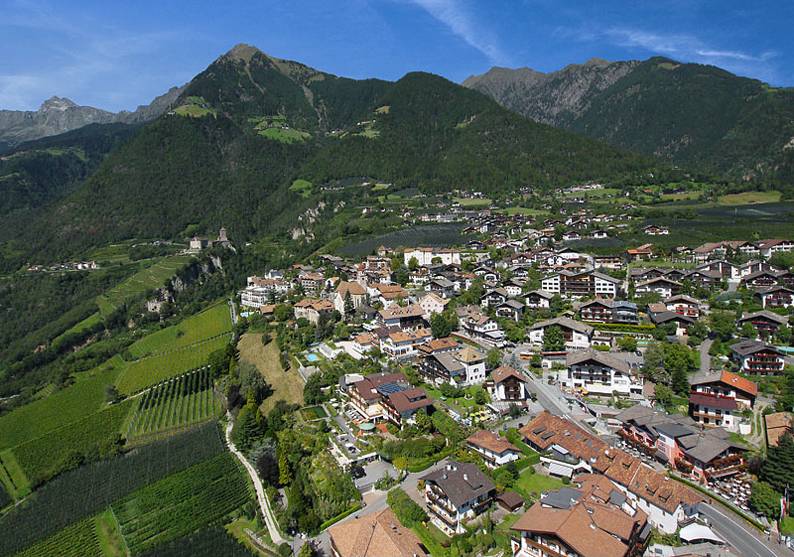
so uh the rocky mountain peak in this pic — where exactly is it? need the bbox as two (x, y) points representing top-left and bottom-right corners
(222, 43), (265, 63)
(39, 96), (78, 112)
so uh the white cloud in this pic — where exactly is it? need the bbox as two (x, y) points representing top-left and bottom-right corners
(408, 0), (508, 65)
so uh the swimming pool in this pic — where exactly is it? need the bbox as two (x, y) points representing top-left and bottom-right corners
(306, 353), (320, 362)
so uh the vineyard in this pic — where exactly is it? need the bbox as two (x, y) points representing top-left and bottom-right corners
(15, 516), (102, 557)
(138, 526), (256, 557)
(115, 334), (230, 394)
(12, 399), (134, 487)
(0, 423), (224, 556)
(127, 368), (221, 438)
(0, 481), (10, 509)
(128, 302), (232, 358)
(113, 453), (252, 554)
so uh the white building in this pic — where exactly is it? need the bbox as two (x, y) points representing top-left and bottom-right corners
(466, 430), (521, 468)
(528, 317), (593, 350)
(560, 350), (643, 396)
(403, 247), (461, 267)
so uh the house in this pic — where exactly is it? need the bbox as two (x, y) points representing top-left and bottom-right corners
(403, 247), (461, 267)
(626, 244), (654, 261)
(738, 310), (788, 338)
(765, 412), (794, 448)
(541, 269), (620, 299)
(561, 350), (644, 397)
(648, 311), (696, 337)
(378, 304), (427, 330)
(687, 393), (740, 431)
(594, 255), (624, 270)
(579, 299), (639, 324)
(334, 281), (367, 317)
(421, 461), (495, 535)
(644, 224), (669, 235)
(525, 290), (554, 309)
(299, 271), (325, 296)
(730, 340), (785, 375)
(416, 337), (460, 357)
(293, 298), (334, 325)
(495, 299), (525, 322)
(511, 487), (650, 557)
(458, 306), (504, 343)
(380, 328), (432, 360)
(420, 346), (486, 386)
(755, 285), (794, 309)
(681, 269), (722, 290)
(418, 292), (449, 320)
(757, 238), (794, 258)
(373, 283), (409, 307)
(348, 372), (409, 421)
(351, 333), (377, 358)
(466, 430), (521, 468)
(528, 317), (594, 350)
(425, 277), (456, 298)
(689, 370), (757, 409)
(328, 508), (428, 557)
(381, 387), (434, 426)
(488, 366), (531, 402)
(664, 295), (701, 318)
(481, 287), (509, 308)
(634, 277), (681, 299)
(740, 270), (779, 290)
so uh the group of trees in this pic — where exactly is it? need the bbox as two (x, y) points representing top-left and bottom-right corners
(643, 341), (698, 397)
(750, 433), (794, 521)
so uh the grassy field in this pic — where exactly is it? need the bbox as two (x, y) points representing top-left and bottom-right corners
(95, 509), (128, 557)
(116, 335), (230, 395)
(781, 516), (794, 536)
(261, 127), (311, 143)
(97, 255), (193, 317)
(499, 207), (550, 216)
(718, 190), (781, 205)
(0, 450), (30, 499)
(129, 303), (232, 358)
(513, 469), (564, 500)
(126, 368), (221, 438)
(453, 197), (491, 207)
(289, 178), (313, 198)
(238, 333), (304, 412)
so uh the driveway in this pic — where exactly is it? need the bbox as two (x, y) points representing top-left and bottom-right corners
(699, 338), (714, 373)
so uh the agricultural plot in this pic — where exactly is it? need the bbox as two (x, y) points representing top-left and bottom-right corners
(0, 480), (10, 509)
(15, 516), (102, 557)
(128, 302), (232, 358)
(113, 453), (251, 554)
(0, 422), (224, 556)
(0, 365), (120, 451)
(0, 448), (30, 498)
(97, 255), (193, 317)
(116, 334), (230, 394)
(12, 399), (134, 487)
(139, 526), (256, 557)
(127, 369), (221, 438)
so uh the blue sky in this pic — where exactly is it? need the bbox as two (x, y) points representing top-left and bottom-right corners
(1, 0), (792, 111)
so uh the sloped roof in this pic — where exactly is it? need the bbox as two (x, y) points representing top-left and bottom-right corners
(466, 429), (519, 455)
(690, 370), (758, 397)
(421, 462), (494, 508)
(329, 508), (428, 557)
(492, 365), (528, 384)
(567, 350), (631, 374)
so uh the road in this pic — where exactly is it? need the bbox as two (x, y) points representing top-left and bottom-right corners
(699, 338), (713, 373)
(228, 298), (239, 326)
(700, 503), (787, 557)
(224, 414), (285, 546)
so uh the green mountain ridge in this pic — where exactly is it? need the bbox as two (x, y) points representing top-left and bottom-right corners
(2, 44), (658, 268)
(464, 56), (794, 184)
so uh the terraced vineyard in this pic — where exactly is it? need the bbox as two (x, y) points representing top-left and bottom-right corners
(128, 302), (232, 358)
(113, 453), (251, 554)
(115, 334), (230, 395)
(138, 526), (256, 557)
(127, 369), (221, 438)
(15, 516), (102, 557)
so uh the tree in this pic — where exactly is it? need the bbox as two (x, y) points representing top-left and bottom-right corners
(408, 256), (419, 271)
(298, 543), (316, 557)
(278, 448), (292, 486)
(414, 409), (432, 434)
(709, 311), (736, 341)
(486, 348), (502, 370)
(104, 385), (121, 403)
(343, 291), (354, 316)
(761, 433), (794, 494)
(232, 401), (263, 453)
(654, 384), (674, 408)
(474, 388), (488, 405)
(543, 325), (565, 352)
(250, 437), (279, 485)
(617, 335), (638, 352)
(430, 312), (453, 338)
(749, 481), (781, 520)
(740, 322), (757, 339)
(273, 304), (291, 322)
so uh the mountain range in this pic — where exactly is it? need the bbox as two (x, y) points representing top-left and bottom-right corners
(464, 56), (794, 182)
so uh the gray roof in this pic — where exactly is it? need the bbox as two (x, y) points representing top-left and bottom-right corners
(739, 311), (788, 325)
(421, 462), (494, 508)
(499, 299), (525, 310)
(433, 352), (465, 374)
(566, 350), (631, 374)
(530, 317), (594, 336)
(653, 422), (695, 439)
(540, 487), (582, 509)
(730, 339), (781, 356)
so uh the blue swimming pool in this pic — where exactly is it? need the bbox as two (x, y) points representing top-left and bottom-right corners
(306, 353), (320, 362)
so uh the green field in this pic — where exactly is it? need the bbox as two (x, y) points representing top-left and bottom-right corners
(0, 450), (29, 499)
(113, 453), (251, 554)
(453, 197), (491, 207)
(129, 303), (232, 358)
(97, 255), (193, 317)
(116, 335), (230, 394)
(289, 178), (313, 198)
(499, 207), (550, 216)
(260, 127), (311, 143)
(127, 369), (221, 438)
(174, 96), (216, 118)
(16, 516), (103, 557)
(718, 190), (781, 205)
(12, 399), (134, 486)
(513, 469), (564, 500)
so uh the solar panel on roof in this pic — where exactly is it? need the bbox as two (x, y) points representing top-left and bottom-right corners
(377, 383), (405, 395)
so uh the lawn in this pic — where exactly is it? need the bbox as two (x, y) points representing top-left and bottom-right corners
(95, 509), (127, 557)
(453, 197), (491, 208)
(289, 179), (313, 198)
(499, 207), (549, 216)
(238, 333), (305, 412)
(718, 190), (781, 205)
(513, 468), (564, 500)
(300, 405), (328, 421)
(781, 516), (794, 536)
(128, 302), (232, 358)
(260, 127), (311, 143)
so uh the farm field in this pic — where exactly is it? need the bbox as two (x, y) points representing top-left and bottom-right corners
(453, 196), (491, 207)
(499, 206), (550, 216)
(128, 302), (232, 358)
(12, 399), (134, 487)
(16, 516), (103, 557)
(238, 333), (304, 412)
(96, 255), (193, 317)
(139, 525), (257, 557)
(261, 127), (311, 143)
(116, 334), (230, 394)
(127, 368), (221, 438)
(0, 423), (225, 556)
(718, 190), (781, 205)
(113, 453), (251, 554)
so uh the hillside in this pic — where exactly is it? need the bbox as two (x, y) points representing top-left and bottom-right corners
(464, 56), (794, 183)
(7, 44), (657, 266)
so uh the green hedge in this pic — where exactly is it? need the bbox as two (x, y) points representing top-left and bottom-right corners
(319, 502), (363, 531)
(587, 322), (656, 333)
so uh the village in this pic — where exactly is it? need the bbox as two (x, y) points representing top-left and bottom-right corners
(230, 203), (794, 557)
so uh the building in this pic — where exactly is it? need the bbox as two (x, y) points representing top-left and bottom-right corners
(421, 461), (495, 534)
(293, 298), (334, 325)
(765, 412), (794, 448)
(740, 270), (780, 290)
(488, 366), (531, 402)
(528, 317), (594, 350)
(755, 285), (794, 309)
(738, 310), (788, 339)
(730, 340), (785, 375)
(634, 277), (681, 299)
(328, 508), (429, 557)
(481, 287), (510, 308)
(418, 292), (449, 319)
(627, 244), (654, 261)
(466, 430), (521, 468)
(689, 370), (757, 409)
(348, 372), (409, 421)
(496, 299), (525, 322)
(404, 247), (461, 267)
(663, 295), (701, 318)
(334, 281), (367, 317)
(299, 271), (325, 296)
(525, 290), (554, 309)
(579, 299), (638, 324)
(381, 387), (434, 426)
(380, 328), (432, 360)
(561, 350), (643, 397)
(420, 346), (486, 386)
(644, 224), (669, 236)
(541, 269), (620, 299)
(379, 304), (427, 330)
(457, 306), (504, 343)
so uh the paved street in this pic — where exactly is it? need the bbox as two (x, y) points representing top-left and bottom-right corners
(700, 503), (788, 557)
(699, 338), (713, 373)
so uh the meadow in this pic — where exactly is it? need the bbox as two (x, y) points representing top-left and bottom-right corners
(128, 302), (232, 358)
